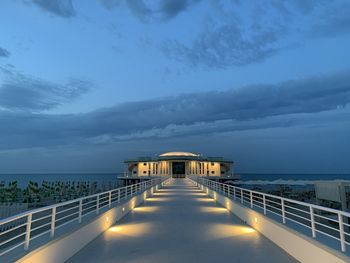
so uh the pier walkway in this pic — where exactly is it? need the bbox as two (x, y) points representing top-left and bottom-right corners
(67, 179), (296, 263)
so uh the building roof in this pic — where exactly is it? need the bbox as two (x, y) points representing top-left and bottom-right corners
(124, 151), (233, 163)
(159, 152), (199, 157)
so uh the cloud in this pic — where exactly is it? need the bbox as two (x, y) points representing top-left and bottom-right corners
(310, 2), (350, 37)
(99, 0), (200, 21)
(0, 47), (10, 58)
(31, 0), (75, 17)
(0, 66), (92, 111)
(159, 0), (200, 19)
(160, 0), (350, 69)
(160, 1), (290, 69)
(162, 23), (281, 68)
(1, 71), (349, 149)
(125, 0), (152, 22)
(98, 0), (122, 10)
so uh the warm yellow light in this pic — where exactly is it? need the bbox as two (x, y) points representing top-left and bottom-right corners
(153, 192), (173, 196)
(133, 206), (158, 213)
(254, 217), (258, 223)
(107, 223), (152, 237)
(199, 207), (228, 213)
(108, 226), (122, 232)
(106, 216), (109, 222)
(194, 197), (214, 202)
(189, 192), (207, 196)
(146, 197), (174, 202)
(239, 226), (256, 234)
(205, 224), (256, 240)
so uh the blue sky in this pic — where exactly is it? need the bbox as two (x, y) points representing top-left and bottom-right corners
(0, 0), (349, 174)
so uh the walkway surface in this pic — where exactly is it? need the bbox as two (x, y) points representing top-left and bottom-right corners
(67, 179), (297, 263)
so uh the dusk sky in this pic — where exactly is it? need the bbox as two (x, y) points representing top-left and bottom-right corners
(0, 0), (349, 174)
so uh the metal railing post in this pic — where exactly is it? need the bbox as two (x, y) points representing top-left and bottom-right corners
(118, 189), (121, 203)
(281, 199), (286, 224)
(131, 185), (133, 197)
(310, 206), (316, 238)
(233, 187), (236, 201)
(228, 185), (230, 197)
(241, 189), (243, 204)
(250, 191), (253, 208)
(338, 213), (346, 252)
(50, 207), (56, 238)
(263, 195), (266, 215)
(96, 195), (100, 214)
(24, 213), (32, 250)
(109, 191), (112, 208)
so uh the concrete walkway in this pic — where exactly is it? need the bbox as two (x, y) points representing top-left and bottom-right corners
(67, 179), (297, 263)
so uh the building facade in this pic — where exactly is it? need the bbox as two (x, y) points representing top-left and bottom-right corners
(124, 152), (233, 178)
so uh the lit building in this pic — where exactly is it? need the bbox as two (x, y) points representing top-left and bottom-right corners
(124, 152), (234, 178)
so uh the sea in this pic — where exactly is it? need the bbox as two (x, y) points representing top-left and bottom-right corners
(0, 173), (349, 188)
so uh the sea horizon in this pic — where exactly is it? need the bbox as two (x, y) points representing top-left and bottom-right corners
(1, 172), (349, 188)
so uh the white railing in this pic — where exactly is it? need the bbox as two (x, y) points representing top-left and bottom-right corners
(191, 176), (350, 254)
(0, 177), (166, 258)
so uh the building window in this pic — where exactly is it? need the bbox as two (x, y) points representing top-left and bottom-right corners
(211, 163), (215, 166)
(143, 171), (147, 174)
(211, 171), (215, 174)
(143, 163), (147, 166)
(133, 171), (137, 174)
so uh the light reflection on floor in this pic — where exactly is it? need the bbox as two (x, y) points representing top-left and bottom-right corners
(145, 197), (174, 202)
(106, 223), (153, 239)
(199, 206), (228, 213)
(194, 197), (215, 202)
(205, 223), (256, 241)
(133, 206), (159, 213)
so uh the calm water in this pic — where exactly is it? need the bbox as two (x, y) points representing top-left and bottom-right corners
(239, 173), (350, 181)
(0, 173), (349, 188)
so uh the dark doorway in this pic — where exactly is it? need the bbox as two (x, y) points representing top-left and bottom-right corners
(172, 162), (185, 178)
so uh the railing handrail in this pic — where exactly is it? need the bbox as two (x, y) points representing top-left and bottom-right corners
(190, 176), (350, 254)
(0, 176), (169, 259)
(196, 177), (350, 217)
(0, 177), (160, 225)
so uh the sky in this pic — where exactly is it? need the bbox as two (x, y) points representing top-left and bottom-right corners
(0, 0), (349, 174)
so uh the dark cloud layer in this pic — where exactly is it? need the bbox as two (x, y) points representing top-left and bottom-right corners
(31, 0), (75, 17)
(0, 66), (92, 111)
(161, 0), (350, 69)
(1, 71), (349, 149)
(159, 0), (199, 19)
(100, 0), (200, 21)
(0, 47), (10, 57)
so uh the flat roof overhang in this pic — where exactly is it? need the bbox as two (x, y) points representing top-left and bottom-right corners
(124, 157), (233, 164)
